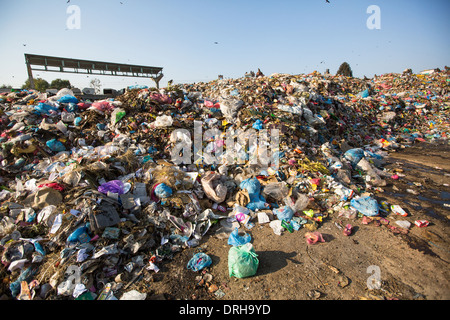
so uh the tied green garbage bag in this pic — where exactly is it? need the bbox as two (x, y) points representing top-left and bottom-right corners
(228, 243), (259, 278)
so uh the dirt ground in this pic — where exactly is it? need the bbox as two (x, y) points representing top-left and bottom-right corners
(129, 141), (450, 301)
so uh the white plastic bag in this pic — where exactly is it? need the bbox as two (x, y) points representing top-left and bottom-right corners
(219, 97), (243, 123)
(151, 115), (173, 128)
(120, 290), (147, 300)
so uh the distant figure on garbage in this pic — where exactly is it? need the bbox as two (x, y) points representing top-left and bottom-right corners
(256, 68), (264, 77)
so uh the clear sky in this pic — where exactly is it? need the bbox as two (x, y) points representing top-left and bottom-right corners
(0, 0), (449, 90)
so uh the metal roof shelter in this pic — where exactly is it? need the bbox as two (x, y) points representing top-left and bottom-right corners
(24, 53), (164, 89)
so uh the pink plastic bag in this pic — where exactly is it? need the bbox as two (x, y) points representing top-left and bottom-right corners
(149, 93), (172, 104)
(92, 101), (115, 112)
(305, 232), (325, 244)
(77, 102), (91, 110)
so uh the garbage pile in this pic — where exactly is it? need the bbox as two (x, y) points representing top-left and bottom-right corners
(0, 68), (448, 300)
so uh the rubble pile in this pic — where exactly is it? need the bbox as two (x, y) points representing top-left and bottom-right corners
(0, 68), (448, 300)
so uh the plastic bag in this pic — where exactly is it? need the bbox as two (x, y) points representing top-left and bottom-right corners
(277, 104), (303, 115)
(45, 139), (66, 152)
(358, 88), (370, 98)
(273, 206), (294, 222)
(154, 183), (173, 199)
(305, 232), (325, 244)
(292, 193), (310, 212)
(228, 243), (259, 278)
(252, 119), (263, 130)
(67, 223), (91, 244)
(148, 92), (172, 104)
(303, 107), (325, 126)
(152, 115), (173, 128)
(66, 103), (78, 113)
(262, 182), (289, 201)
(77, 102), (91, 109)
(111, 108), (126, 126)
(37, 183), (64, 192)
(98, 180), (125, 195)
(350, 196), (379, 216)
(201, 171), (227, 203)
(35, 103), (58, 115)
(344, 148), (365, 168)
(187, 252), (212, 272)
(239, 178), (267, 211)
(61, 112), (75, 123)
(219, 97), (243, 123)
(56, 88), (74, 98)
(120, 290), (147, 300)
(58, 95), (78, 104)
(228, 228), (251, 246)
(91, 101), (115, 112)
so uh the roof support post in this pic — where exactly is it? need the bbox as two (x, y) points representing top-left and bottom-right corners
(25, 55), (35, 89)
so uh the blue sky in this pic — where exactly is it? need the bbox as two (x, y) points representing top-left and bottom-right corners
(0, 0), (449, 90)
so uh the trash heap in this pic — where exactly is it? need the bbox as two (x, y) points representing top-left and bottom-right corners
(0, 68), (448, 300)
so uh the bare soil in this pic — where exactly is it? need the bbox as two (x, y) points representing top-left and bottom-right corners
(133, 142), (450, 301)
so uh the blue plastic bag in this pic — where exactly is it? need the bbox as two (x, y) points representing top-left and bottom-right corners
(9, 267), (36, 297)
(252, 119), (263, 130)
(74, 117), (82, 126)
(154, 183), (173, 199)
(239, 178), (267, 211)
(358, 89), (369, 98)
(228, 228), (251, 246)
(128, 84), (148, 90)
(273, 206), (294, 222)
(58, 95), (78, 104)
(344, 148), (365, 168)
(35, 102), (58, 115)
(364, 151), (383, 160)
(187, 252), (212, 272)
(350, 196), (379, 216)
(66, 102), (79, 113)
(46, 139), (66, 152)
(67, 223), (91, 244)
(33, 241), (46, 256)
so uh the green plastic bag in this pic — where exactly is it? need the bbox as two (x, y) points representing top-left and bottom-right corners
(228, 243), (259, 278)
